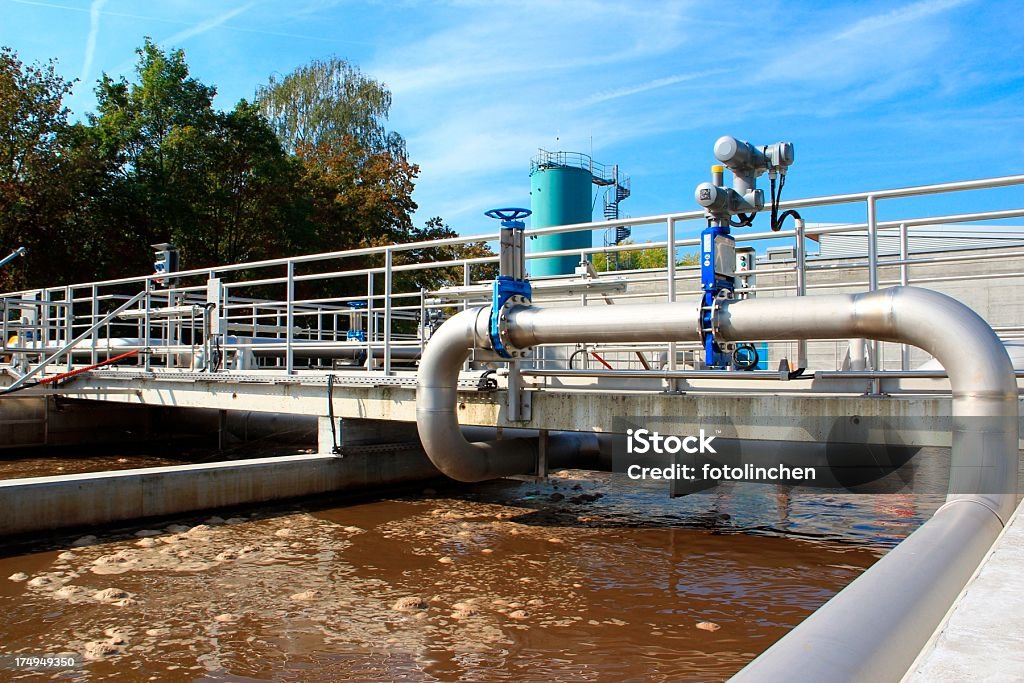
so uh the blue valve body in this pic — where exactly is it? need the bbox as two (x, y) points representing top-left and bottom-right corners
(490, 277), (531, 358)
(700, 223), (736, 368)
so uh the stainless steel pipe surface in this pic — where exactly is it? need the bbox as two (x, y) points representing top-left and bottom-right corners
(415, 286), (1019, 680)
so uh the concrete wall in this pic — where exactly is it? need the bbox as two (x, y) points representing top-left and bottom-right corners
(0, 448), (440, 537)
(0, 398), (159, 450)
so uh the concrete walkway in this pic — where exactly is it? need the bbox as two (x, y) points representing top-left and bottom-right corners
(905, 499), (1024, 681)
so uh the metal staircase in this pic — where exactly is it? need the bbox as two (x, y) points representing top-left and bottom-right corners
(603, 176), (631, 221)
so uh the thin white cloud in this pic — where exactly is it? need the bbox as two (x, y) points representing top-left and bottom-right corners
(582, 70), (729, 107)
(159, 3), (256, 47)
(835, 0), (972, 41)
(375, 1), (692, 96)
(10, 0), (341, 43)
(78, 0), (108, 82)
(758, 0), (971, 89)
(368, 1), (702, 224)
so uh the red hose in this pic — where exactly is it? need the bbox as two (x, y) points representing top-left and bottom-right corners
(37, 349), (141, 386)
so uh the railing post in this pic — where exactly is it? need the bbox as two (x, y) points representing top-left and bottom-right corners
(90, 285), (98, 365)
(221, 283), (231, 371)
(383, 248), (393, 375)
(867, 195), (879, 368)
(899, 222), (910, 370)
(795, 218), (808, 369)
(64, 286), (73, 372)
(286, 260), (295, 375)
(41, 289), (50, 353)
(462, 260), (470, 372)
(666, 217), (679, 388)
(366, 271), (375, 371)
(143, 279), (152, 372)
(2, 298), (7, 360)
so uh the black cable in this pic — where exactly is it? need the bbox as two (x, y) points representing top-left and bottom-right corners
(770, 174), (779, 231)
(476, 369), (497, 391)
(327, 374), (342, 455)
(778, 209), (803, 226)
(212, 335), (223, 371)
(729, 213), (755, 228)
(770, 173), (803, 232)
(568, 347), (589, 369)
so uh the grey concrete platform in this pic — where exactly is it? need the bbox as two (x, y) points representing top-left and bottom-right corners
(905, 499), (1024, 681)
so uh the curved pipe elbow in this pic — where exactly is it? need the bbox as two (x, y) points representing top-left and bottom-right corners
(719, 287), (1018, 522)
(416, 308), (537, 482)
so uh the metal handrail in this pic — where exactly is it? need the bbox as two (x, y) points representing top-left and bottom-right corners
(0, 174), (1016, 296)
(2, 289), (147, 393)
(1, 173), (1022, 378)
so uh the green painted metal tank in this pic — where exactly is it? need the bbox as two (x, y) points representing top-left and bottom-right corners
(529, 158), (594, 277)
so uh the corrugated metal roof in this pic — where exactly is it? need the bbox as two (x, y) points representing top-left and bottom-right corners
(814, 224), (1024, 259)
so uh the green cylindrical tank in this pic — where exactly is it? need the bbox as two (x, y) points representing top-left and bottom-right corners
(529, 163), (593, 277)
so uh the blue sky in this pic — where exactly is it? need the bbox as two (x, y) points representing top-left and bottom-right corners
(2, 0), (1023, 246)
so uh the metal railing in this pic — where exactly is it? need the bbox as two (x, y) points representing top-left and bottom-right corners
(1, 173), (1022, 386)
(530, 149), (616, 185)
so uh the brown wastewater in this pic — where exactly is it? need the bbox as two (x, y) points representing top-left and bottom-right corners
(0, 447), (954, 682)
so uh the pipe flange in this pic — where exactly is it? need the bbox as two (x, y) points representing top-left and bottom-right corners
(496, 294), (532, 359)
(697, 288), (734, 339)
(710, 289), (733, 339)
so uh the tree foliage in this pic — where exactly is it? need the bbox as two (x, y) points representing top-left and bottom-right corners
(256, 56), (405, 159)
(257, 56), (418, 251)
(391, 216), (495, 292)
(0, 42), (490, 295)
(88, 40), (315, 270)
(591, 240), (699, 272)
(0, 46), (92, 289)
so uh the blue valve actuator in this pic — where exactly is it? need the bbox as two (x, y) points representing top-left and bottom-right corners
(700, 223), (736, 368)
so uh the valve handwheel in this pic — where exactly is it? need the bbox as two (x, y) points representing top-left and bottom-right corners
(485, 208), (532, 221)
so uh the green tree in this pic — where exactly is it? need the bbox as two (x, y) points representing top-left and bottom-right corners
(0, 41), (484, 296)
(174, 100), (313, 265)
(257, 57), (418, 256)
(89, 38), (218, 270)
(89, 39), (313, 270)
(591, 240), (699, 272)
(256, 57), (404, 159)
(301, 135), (418, 251)
(0, 46), (109, 289)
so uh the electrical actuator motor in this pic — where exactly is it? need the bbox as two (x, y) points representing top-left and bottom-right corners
(694, 136), (796, 369)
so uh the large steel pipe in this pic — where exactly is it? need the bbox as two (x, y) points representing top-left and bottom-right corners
(416, 307), (536, 481)
(415, 286), (1018, 680)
